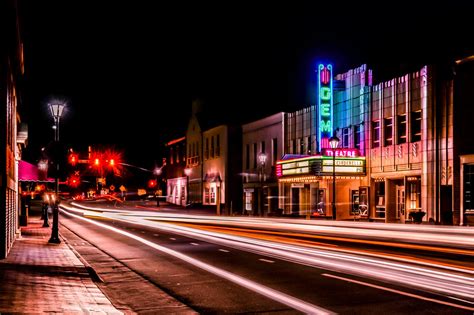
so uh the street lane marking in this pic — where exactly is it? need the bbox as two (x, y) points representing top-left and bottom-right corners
(448, 296), (474, 305)
(170, 237), (176, 240)
(141, 231), (146, 234)
(259, 259), (275, 264)
(190, 242), (199, 246)
(62, 208), (335, 315)
(219, 249), (230, 253)
(321, 273), (474, 311)
(153, 234), (159, 236)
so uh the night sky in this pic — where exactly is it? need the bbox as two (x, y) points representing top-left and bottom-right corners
(19, 1), (474, 171)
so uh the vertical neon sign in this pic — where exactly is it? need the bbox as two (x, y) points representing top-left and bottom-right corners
(317, 64), (333, 152)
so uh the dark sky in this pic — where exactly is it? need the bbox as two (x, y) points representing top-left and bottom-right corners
(19, 1), (474, 169)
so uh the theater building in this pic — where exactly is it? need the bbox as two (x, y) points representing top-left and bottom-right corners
(278, 65), (371, 219)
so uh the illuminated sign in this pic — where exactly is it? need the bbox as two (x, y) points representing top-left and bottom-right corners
(318, 64), (333, 152)
(322, 148), (360, 158)
(276, 155), (366, 177)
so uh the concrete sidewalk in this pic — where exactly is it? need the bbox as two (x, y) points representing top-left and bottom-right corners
(0, 214), (122, 314)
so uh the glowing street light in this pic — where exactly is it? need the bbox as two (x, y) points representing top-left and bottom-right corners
(48, 102), (66, 244)
(329, 135), (340, 221)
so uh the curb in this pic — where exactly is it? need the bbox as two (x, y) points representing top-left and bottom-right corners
(59, 232), (104, 283)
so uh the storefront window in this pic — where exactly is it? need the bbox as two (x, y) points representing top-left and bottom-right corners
(245, 192), (253, 211)
(210, 187), (215, 204)
(407, 177), (421, 211)
(464, 164), (474, 211)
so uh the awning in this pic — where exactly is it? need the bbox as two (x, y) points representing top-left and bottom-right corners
(18, 160), (54, 182)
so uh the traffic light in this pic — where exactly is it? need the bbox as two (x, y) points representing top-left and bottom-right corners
(109, 159), (115, 166)
(69, 175), (80, 187)
(148, 179), (157, 188)
(94, 158), (100, 166)
(69, 153), (78, 166)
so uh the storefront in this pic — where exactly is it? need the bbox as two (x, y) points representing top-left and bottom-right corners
(277, 149), (367, 219)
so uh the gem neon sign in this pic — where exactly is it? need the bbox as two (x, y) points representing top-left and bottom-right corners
(318, 64), (333, 152)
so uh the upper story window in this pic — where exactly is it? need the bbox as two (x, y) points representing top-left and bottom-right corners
(384, 118), (393, 146)
(411, 110), (422, 142)
(354, 125), (361, 150)
(253, 143), (257, 168)
(216, 135), (220, 157)
(272, 138), (278, 165)
(397, 114), (407, 144)
(211, 136), (215, 158)
(372, 120), (380, 148)
(205, 138), (209, 160)
(342, 128), (350, 148)
(246, 144), (250, 169)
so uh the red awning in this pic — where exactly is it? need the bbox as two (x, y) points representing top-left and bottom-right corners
(18, 160), (54, 182)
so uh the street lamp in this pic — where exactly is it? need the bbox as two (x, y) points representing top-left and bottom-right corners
(329, 135), (340, 221)
(258, 152), (267, 216)
(48, 102), (66, 244)
(184, 167), (192, 207)
(154, 167), (162, 206)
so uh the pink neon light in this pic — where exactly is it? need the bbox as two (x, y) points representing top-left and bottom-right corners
(320, 138), (329, 149)
(322, 148), (360, 158)
(321, 67), (330, 85)
(276, 164), (282, 177)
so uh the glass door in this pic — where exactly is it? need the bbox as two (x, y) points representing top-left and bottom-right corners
(396, 185), (405, 220)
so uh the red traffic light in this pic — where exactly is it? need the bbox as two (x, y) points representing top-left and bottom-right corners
(69, 175), (80, 187)
(69, 153), (78, 166)
(148, 179), (157, 188)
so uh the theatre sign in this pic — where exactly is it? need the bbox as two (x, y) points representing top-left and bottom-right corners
(276, 150), (366, 178)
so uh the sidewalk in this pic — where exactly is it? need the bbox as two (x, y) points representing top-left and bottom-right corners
(0, 213), (122, 314)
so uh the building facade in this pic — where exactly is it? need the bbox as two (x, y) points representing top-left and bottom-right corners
(1, 0), (26, 258)
(164, 137), (187, 206)
(185, 103), (242, 214)
(242, 113), (284, 215)
(278, 65), (371, 219)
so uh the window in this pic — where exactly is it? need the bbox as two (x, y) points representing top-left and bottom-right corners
(170, 148), (174, 164)
(253, 143), (257, 168)
(246, 144), (250, 169)
(261, 141), (265, 154)
(372, 121), (380, 148)
(384, 118), (393, 146)
(307, 136), (312, 153)
(216, 134), (220, 157)
(292, 139), (296, 154)
(411, 110), (422, 142)
(342, 128), (350, 148)
(211, 136), (215, 158)
(397, 114), (407, 144)
(205, 138), (209, 160)
(176, 145), (179, 162)
(354, 125), (361, 150)
(272, 138), (278, 165)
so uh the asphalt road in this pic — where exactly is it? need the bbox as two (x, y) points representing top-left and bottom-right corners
(59, 207), (473, 314)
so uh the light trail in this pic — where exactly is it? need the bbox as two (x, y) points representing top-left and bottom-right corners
(61, 202), (474, 309)
(60, 207), (335, 315)
(70, 201), (474, 250)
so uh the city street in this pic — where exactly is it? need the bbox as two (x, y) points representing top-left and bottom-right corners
(58, 201), (474, 314)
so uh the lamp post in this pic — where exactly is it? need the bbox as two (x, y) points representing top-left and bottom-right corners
(329, 135), (340, 221)
(48, 102), (66, 244)
(184, 167), (192, 207)
(258, 152), (267, 216)
(154, 167), (162, 206)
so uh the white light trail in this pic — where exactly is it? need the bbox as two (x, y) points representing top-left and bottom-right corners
(61, 208), (335, 315)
